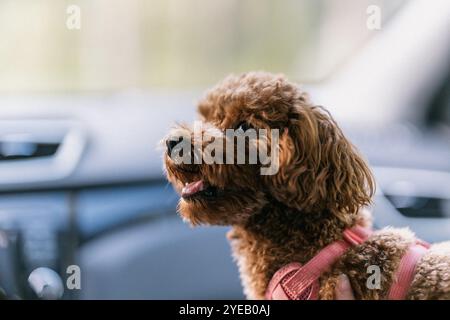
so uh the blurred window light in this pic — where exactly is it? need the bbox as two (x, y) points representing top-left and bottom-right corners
(0, 0), (406, 92)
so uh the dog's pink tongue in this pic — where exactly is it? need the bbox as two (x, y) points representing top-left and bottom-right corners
(181, 180), (204, 197)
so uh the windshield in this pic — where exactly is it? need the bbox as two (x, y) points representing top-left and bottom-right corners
(0, 0), (405, 93)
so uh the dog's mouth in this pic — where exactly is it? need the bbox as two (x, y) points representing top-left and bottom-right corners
(181, 179), (218, 200)
(166, 161), (219, 200)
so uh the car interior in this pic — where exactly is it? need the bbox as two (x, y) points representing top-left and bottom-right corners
(0, 0), (448, 299)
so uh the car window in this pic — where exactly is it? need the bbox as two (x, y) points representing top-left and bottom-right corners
(425, 68), (450, 129)
(0, 0), (405, 93)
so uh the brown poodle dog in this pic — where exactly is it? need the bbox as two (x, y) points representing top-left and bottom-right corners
(163, 72), (450, 300)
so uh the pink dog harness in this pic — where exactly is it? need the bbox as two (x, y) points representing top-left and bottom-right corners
(265, 226), (429, 300)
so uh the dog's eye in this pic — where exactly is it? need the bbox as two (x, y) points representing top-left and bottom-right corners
(236, 122), (253, 132)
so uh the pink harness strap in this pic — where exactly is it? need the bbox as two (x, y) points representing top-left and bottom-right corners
(265, 225), (370, 300)
(387, 241), (429, 300)
(265, 226), (430, 300)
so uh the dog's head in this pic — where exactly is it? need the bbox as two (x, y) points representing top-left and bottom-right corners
(163, 72), (375, 226)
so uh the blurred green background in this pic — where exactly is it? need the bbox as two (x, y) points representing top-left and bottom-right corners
(0, 0), (405, 92)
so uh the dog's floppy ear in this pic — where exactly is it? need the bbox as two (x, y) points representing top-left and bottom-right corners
(263, 103), (375, 220)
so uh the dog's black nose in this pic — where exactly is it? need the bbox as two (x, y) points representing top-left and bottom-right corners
(166, 137), (183, 157)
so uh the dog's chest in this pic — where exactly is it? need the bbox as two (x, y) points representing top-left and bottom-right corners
(227, 227), (417, 300)
(227, 227), (317, 299)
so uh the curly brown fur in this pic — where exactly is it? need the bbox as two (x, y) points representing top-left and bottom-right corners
(163, 72), (450, 300)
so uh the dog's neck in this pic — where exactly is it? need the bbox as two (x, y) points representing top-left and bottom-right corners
(241, 200), (358, 261)
(228, 200), (362, 299)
